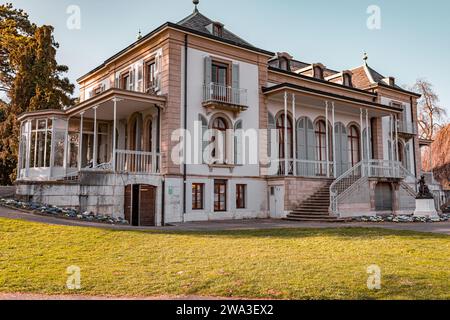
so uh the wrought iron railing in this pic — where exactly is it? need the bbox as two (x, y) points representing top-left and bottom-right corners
(115, 150), (160, 174)
(330, 160), (405, 215)
(398, 122), (418, 135)
(203, 83), (248, 106)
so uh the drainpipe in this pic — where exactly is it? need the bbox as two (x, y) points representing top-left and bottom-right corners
(182, 34), (189, 218)
(161, 179), (165, 226)
(411, 96), (418, 178)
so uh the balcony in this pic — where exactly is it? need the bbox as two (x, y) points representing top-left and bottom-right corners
(398, 121), (418, 139)
(202, 83), (248, 113)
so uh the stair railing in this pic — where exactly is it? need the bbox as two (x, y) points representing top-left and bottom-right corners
(330, 161), (364, 215)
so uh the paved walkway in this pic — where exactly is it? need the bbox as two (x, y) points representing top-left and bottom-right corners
(1, 205), (449, 235)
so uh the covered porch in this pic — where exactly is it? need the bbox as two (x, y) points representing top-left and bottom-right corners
(17, 89), (166, 181)
(263, 84), (408, 180)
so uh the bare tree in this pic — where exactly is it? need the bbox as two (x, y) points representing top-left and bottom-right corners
(413, 79), (447, 140)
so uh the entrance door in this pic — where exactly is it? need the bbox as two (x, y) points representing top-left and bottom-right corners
(269, 185), (284, 218)
(375, 183), (393, 212)
(139, 185), (156, 226)
(124, 184), (157, 227)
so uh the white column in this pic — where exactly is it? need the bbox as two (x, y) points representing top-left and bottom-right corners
(112, 99), (117, 172)
(26, 120), (31, 176)
(395, 115), (399, 162)
(63, 118), (70, 174)
(284, 91), (288, 176)
(78, 112), (84, 171)
(332, 102), (336, 178)
(43, 119), (48, 167)
(365, 109), (370, 177)
(360, 109), (364, 162)
(49, 117), (56, 180)
(325, 101), (330, 177)
(93, 106), (98, 168)
(292, 94), (297, 176)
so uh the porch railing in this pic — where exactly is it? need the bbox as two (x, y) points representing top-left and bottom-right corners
(203, 83), (248, 107)
(398, 121), (418, 135)
(330, 160), (404, 215)
(277, 159), (334, 177)
(115, 150), (160, 174)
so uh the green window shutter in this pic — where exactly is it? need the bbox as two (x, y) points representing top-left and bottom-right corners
(204, 56), (212, 85)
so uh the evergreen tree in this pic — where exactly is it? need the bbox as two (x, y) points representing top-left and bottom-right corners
(0, 3), (75, 184)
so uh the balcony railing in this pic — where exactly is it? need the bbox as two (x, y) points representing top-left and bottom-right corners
(115, 150), (160, 174)
(277, 159), (334, 177)
(203, 83), (248, 107)
(398, 121), (418, 135)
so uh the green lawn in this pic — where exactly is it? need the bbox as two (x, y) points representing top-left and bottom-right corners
(0, 218), (449, 300)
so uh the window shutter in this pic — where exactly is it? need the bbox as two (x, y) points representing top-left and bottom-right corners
(154, 50), (163, 92)
(305, 119), (315, 176)
(405, 143), (411, 172)
(267, 113), (275, 158)
(204, 56), (212, 85)
(234, 120), (243, 165)
(115, 74), (119, 89)
(232, 63), (240, 104)
(137, 65), (143, 92)
(296, 118), (306, 176)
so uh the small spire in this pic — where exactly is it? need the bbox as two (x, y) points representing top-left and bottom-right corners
(193, 0), (199, 12)
(137, 29), (142, 40)
(363, 52), (369, 66)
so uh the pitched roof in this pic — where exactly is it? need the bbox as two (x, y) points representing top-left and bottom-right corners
(349, 64), (421, 97)
(177, 10), (253, 47)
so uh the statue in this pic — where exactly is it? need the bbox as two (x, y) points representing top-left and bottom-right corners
(417, 176), (434, 200)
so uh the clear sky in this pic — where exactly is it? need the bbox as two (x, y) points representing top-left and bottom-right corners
(6, 0), (450, 115)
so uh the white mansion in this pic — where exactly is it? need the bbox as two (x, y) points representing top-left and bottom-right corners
(15, 4), (443, 226)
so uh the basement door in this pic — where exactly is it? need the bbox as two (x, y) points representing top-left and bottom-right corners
(124, 184), (157, 227)
(269, 186), (284, 218)
(375, 183), (393, 212)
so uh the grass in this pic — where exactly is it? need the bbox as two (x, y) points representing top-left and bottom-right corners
(0, 218), (449, 300)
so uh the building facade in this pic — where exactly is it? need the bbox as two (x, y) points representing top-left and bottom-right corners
(15, 6), (436, 226)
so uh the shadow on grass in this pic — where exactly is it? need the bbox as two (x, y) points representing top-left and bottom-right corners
(109, 226), (450, 241)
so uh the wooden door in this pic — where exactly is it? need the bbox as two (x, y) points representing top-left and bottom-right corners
(124, 185), (132, 223)
(139, 185), (156, 226)
(375, 183), (393, 212)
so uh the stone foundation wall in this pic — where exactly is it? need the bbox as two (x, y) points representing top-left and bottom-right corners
(284, 178), (328, 212)
(15, 172), (163, 220)
(0, 186), (16, 199)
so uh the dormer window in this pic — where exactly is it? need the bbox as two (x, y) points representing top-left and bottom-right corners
(313, 66), (323, 79)
(213, 23), (223, 37)
(343, 73), (352, 87)
(279, 57), (290, 71)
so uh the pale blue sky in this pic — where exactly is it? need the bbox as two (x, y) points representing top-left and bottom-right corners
(7, 0), (450, 114)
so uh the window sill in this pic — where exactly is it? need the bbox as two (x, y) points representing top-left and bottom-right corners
(208, 163), (236, 173)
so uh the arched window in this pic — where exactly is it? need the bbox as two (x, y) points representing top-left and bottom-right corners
(211, 117), (228, 164)
(277, 114), (293, 159)
(315, 120), (331, 175)
(129, 115), (143, 151)
(348, 125), (360, 167)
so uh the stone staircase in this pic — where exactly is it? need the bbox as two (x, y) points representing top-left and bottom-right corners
(285, 179), (349, 223)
